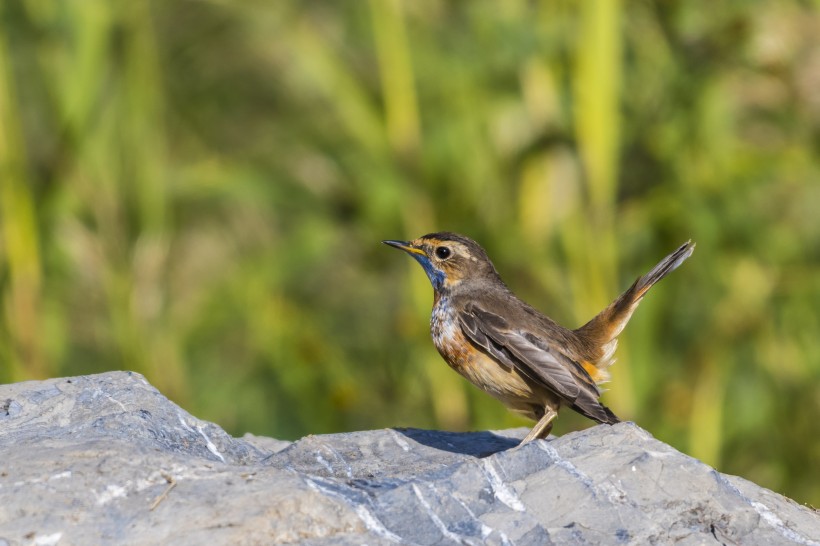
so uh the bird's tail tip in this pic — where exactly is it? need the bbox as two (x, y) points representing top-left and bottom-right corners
(634, 240), (695, 296)
(575, 240), (695, 361)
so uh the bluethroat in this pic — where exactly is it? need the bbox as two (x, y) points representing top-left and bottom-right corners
(384, 233), (694, 443)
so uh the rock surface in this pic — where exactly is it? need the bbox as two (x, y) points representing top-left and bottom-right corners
(0, 372), (817, 545)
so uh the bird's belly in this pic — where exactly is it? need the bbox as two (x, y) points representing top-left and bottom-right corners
(431, 303), (553, 419)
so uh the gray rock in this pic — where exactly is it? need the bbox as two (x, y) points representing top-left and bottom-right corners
(0, 372), (817, 545)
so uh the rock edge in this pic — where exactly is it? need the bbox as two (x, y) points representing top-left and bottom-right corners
(0, 371), (817, 545)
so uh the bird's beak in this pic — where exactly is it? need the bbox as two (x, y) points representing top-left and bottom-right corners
(382, 239), (426, 257)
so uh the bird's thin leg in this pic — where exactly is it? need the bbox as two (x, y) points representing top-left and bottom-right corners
(520, 407), (558, 444)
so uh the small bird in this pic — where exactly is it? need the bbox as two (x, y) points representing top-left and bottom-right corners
(384, 233), (694, 443)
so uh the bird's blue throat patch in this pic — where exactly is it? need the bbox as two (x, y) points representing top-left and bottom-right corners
(411, 254), (446, 291)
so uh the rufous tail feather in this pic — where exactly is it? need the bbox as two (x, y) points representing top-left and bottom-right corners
(575, 241), (695, 374)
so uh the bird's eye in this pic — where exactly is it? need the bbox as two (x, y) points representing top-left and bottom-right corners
(435, 246), (451, 260)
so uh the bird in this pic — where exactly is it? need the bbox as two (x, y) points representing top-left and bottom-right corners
(384, 232), (694, 443)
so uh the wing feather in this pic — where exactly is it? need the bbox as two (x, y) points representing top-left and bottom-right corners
(460, 302), (620, 424)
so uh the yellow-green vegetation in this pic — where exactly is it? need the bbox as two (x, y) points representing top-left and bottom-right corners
(1, 1), (818, 505)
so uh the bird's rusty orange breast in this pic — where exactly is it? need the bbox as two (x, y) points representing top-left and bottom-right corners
(430, 297), (473, 371)
(430, 297), (546, 414)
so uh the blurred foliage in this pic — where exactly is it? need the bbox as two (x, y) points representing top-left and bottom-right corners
(1, 0), (819, 506)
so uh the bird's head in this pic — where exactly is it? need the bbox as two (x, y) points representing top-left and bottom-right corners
(383, 232), (501, 293)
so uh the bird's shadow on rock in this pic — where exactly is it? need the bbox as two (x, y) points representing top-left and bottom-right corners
(393, 428), (523, 458)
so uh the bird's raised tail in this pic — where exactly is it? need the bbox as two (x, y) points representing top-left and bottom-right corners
(575, 241), (695, 380)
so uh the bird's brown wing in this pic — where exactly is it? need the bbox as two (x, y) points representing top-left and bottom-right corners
(459, 302), (620, 424)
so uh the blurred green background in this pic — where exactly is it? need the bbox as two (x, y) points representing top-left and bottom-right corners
(1, 0), (818, 505)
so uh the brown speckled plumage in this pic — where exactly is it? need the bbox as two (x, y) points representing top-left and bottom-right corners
(385, 233), (694, 443)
